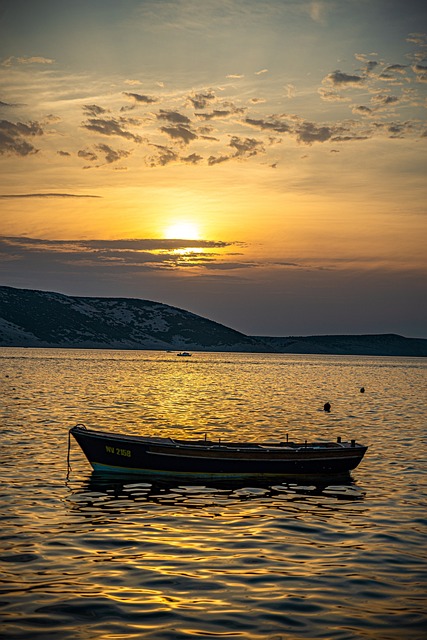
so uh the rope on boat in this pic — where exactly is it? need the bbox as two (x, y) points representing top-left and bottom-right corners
(66, 429), (72, 480)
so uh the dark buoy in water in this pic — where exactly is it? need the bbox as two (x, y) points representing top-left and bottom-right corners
(323, 402), (331, 412)
(360, 387), (365, 393)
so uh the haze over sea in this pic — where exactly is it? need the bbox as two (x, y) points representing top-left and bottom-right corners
(1, 348), (426, 640)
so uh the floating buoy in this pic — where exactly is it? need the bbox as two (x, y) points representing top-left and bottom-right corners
(323, 402), (331, 412)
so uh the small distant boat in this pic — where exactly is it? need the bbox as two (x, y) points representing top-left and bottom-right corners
(69, 425), (368, 480)
(177, 351), (191, 357)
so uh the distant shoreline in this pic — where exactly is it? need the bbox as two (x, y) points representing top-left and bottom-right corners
(0, 344), (426, 358)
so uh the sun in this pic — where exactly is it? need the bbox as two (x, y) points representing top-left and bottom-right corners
(164, 221), (200, 240)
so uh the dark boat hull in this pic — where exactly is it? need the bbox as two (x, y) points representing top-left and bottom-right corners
(69, 425), (368, 480)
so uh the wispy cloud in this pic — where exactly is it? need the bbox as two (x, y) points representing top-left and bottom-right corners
(2, 56), (54, 66)
(0, 193), (101, 199)
(0, 235), (248, 273)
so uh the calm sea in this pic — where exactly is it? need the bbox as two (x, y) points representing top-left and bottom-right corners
(0, 348), (426, 640)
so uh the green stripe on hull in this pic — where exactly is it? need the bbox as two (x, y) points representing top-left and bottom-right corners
(90, 461), (345, 482)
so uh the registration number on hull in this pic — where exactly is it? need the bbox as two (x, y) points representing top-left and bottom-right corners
(105, 445), (131, 457)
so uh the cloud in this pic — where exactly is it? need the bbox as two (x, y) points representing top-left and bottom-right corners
(195, 109), (235, 120)
(308, 1), (328, 24)
(157, 110), (191, 124)
(0, 119), (43, 156)
(285, 83), (296, 99)
(318, 88), (350, 102)
(372, 93), (399, 106)
(123, 92), (158, 104)
(160, 124), (197, 144)
(77, 144), (131, 166)
(181, 153), (203, 164)
(188, 91), (216, 109)
(412, 64), (427, 82)
(406, 33), (427, 46)
(0, 99), (25, 108)
(244, 116), (291, 133)
(82, 116), (143, 143)
(78, 148), (98, 162)
(295, 121), (334, 144)
(147, 144), (179, 167)
(0, 236), (240, 273)
(0, 193), (100, 198)
(229, 136), (264, 157)
(244, 114), (374, 146)
(384, 64), (408, 74)
(330, 134), (369, 143)
(208, 154), (231, 165)
(83, 104), (108, 117)
(95, 144), (131, 164)
(352, 105), (374, 116)
(197, 101), (244, 120)
(83, 239), (233, 250)
(365, 60), (379, 74)
(2, 56), (54, 66)
(324, 70), (365, 87)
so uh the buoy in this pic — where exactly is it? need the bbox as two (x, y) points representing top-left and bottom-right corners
(323, 402), (331, 412)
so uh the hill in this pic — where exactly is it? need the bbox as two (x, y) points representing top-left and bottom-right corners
(255, 334), (427, 357)
(0, 286), (264, 352)
(0, 286), (426, 355)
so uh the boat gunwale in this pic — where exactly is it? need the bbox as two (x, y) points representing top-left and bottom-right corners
(69, 425), (367, 454)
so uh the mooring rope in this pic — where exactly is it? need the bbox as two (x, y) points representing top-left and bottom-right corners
(66, 429), (72, 481)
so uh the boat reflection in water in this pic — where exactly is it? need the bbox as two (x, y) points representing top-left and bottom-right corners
(66, 468), (366, 516)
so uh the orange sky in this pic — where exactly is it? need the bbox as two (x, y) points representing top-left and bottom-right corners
(1, 1), (426, 336)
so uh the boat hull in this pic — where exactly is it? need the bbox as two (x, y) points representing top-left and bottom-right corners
(70, 426), (368, 480)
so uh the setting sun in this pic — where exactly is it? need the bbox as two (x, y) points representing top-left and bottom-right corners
(164, 222), (200, 240)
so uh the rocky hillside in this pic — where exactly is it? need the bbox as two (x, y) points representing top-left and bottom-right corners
(0, 286), (426, 355)
(0, 286), (264, 351)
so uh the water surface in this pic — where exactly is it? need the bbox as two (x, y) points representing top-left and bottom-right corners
(1, 349), (426, 639)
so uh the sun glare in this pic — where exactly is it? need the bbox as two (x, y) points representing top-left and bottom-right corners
(164, 222), (200, 240)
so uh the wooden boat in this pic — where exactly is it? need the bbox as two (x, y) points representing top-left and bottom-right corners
(69, 425), (368, 480)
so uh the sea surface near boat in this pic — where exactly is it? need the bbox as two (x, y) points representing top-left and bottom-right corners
(1, 348), (426, 640)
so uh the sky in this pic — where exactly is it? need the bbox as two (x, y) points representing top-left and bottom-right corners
(1, 0), (426, 338)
